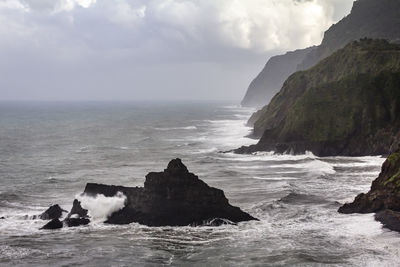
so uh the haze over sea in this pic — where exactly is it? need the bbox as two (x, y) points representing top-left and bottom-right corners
(0, 101), (399, 266)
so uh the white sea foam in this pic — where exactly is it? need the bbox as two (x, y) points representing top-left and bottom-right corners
(155, 126), (197, 131)
(252, 177), (299, 181)
(76, 192), (127, 222)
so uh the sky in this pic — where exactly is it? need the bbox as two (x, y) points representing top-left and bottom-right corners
(0, 0), (354, 102)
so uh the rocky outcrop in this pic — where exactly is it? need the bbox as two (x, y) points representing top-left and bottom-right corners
(41, 219), (63, 230)
(241, 47), (316, 108)
(38, 204), (67, 220)
(339, 147), (400, 214)
(339, 146), (400, 232)
(69, 159), (257, 227)
(242, 0), (400, 108)
(237, 39), (400, 156)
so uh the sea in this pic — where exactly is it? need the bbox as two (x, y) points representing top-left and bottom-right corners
(0, 101), (399, 266)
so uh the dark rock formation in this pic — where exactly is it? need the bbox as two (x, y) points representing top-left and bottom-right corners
(67, 199), (88, 218)
(339, 146), (400, 232)
(241, 47), (316, 108)
(237, 39), (400, 156)
(69, 159), (257, 226)
(242, 0), (400, 108)
(40, 219), (63, 230)
(38, 204), (67, 220)
(64, 218), (90, 227)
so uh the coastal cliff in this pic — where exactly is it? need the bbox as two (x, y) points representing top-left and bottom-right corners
(339, 146), (400, 232)
(237, 39), (400, 156)
(242, 0), (400, 108)
(241, 47), (315, 108)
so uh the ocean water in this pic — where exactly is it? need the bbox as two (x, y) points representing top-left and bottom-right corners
(0, 101), (399, 266)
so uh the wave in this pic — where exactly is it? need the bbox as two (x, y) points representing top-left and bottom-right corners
(154, 126), (197, 131)
(252, 177), (299, 181)
(76, 192), (126, 222)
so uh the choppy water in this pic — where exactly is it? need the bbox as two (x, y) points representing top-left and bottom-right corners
(0, 101), (399, 266)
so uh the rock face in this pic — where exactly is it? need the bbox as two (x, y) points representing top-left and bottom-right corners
(241, 47), (316, 108)
(41, 219), (63, 230)
(38, 204), (67, 220)
(241, 0), (400, 108)
(339, 146), (400, 231)
(237, 39), (400, 156)
(70, 159), (257, 226)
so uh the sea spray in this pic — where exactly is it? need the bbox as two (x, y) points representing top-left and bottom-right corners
(76, 192), (127, 222)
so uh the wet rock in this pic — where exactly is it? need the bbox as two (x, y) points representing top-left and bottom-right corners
(67, 199), (88, 219)
(39, 204), (67, 220)
(375, 210), (400, 232)
(64, 218), (90, 227)
(339, 146), (400, 232)
(40, 218), (63, 230)
(69, 158), (258, 227)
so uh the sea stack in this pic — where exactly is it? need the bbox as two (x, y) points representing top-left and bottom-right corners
(66, 158), (257, 227)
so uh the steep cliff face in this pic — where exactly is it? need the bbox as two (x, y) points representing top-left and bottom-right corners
(339, 146), (400, 214)
(298, 0), (400, 70)
(338, 146), (400, 232)
(236, 39), (400, 156)
(241, 47), (315, 108)
(242, 0), (400, 108)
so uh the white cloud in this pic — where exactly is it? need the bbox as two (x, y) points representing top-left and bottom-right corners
(0, 0), (353, 101)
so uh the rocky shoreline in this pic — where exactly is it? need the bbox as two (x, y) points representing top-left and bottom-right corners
(339, 146), (400, 231)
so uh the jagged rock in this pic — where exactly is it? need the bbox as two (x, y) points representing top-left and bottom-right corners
(64, 218), (90, 227)
(40, 218), (63, 230)
(69, 159), (257, 226)
(39, 204), (67, 220)
(375, 210), (400, 232)
(67, 199), (88, 219)
(339, 146), (400, 232)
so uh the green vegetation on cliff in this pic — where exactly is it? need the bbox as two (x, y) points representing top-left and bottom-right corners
(239, 39), (400, 156)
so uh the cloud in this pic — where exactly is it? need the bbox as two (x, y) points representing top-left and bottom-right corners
(0, 0), (353, 101)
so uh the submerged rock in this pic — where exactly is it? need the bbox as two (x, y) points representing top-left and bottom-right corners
(339, 146), (400, 231)
(69, 158), (257, 226)
(39, 204), (67, 220)
(41, 218), (63, 230)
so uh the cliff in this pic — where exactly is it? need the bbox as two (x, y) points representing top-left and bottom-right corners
(236, 39), (400, 156)
(338, 146), (400, 232)
(242, 0), (400, 108)
(299, 0), (400, 70)
(241, 47), (316, 108)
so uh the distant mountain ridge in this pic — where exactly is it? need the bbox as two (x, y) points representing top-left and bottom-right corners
(236, 39), (400, 156)
(241, 47), (316, 107)
(241, 0), (400, 108)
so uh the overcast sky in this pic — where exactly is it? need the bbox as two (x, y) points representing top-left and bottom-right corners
(0, 0), (354, 102)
